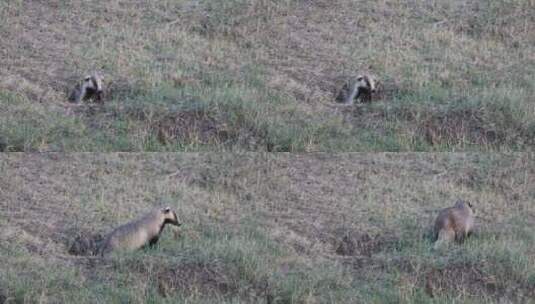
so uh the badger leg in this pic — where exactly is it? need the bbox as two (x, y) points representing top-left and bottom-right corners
(356, 90), (372, 103)
(455, 229), (469, 243)
(148, 236), (160, 247)
(95, 92), (103, 103)
(362, 92), (372, 103)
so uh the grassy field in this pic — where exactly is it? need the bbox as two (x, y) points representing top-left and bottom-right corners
(0, 0), (534, 151)
(0, 153), (533, 303)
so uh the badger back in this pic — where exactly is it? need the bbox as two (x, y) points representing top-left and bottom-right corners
(100, 209), (161, 254)
(434, 207), (454, 232)
(447, 200), (474, 234)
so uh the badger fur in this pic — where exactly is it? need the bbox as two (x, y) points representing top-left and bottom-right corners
(433, 200), (475, 249)
(99, 207), (181, 256)
(68, 72), (104, 103)
(336, 74), (377, 104)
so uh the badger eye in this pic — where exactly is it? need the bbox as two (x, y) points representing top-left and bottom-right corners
(163, 207), (171, 213)
(356, 77), (363, 81)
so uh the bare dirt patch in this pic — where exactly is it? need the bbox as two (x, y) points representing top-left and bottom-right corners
(423, 262), (500, 298)
(389, 259), (535, 302)
(334, 230), (399, 257)
(366, 104), (530, 147)
(155, 262), (234, 298)
(419, 108), (501, 146)
(67, 231), (104, 256)
(120, 258), (241, 299)
(155, 111), (230, 146)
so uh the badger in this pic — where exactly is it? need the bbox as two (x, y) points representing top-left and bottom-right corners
(99, 207), (181, 256)
(68, 72), (104, 103)
(433, 200), (475, 249)
(336, 74), (377, 104)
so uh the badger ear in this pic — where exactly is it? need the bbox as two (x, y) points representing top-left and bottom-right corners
(84, 76), (92, 81)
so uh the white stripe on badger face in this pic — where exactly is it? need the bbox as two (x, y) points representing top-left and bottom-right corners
(358, 75), (376, 93)
(91, 74), (103, 92)
(369, 78), (376, 92)
(82, 76), (96, 91)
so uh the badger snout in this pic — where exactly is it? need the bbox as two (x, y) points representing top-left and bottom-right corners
(171, 215), (181, 226)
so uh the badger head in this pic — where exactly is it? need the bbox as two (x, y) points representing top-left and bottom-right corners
(455, 200), (475, 213)
(83, 73), (104, 100)
(355, 74), (376, 94)
(162, 206), (181, 226)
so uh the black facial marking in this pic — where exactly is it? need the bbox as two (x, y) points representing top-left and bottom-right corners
(359, 87), (371, 94)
